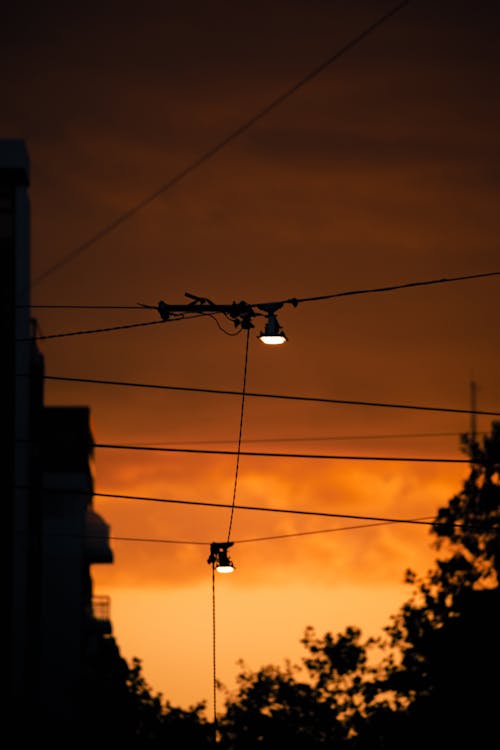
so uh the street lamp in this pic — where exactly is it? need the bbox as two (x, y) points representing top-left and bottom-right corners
(208, 542), (235, 573)
(148, 293), (298, 344)
(258, 312), (287, 345)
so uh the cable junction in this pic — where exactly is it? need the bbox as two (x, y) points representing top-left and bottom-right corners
(19, 272), (499, 341)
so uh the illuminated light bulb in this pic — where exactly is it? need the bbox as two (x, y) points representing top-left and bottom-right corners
(215, 548), (235, 573)
(208, 542), (235, 573)
(258, 313), (287, 345)
(216, 563), (235, 574)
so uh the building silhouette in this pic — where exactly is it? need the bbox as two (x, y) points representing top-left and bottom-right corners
(39, 405), (114, 727)
(4, 139), (118, 733)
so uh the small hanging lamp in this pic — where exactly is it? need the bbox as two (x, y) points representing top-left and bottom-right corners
(258, 313), (287, 345)
(208, 542), (235, 573)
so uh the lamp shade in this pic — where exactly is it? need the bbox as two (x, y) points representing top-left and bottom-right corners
(208, 542), (235, 573)
(258, 313), (287, 345)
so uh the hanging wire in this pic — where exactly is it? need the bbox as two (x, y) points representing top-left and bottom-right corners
(226, 328), (251, 542)
(211, 561), (218, 745)
(205, 313), (244, 337)
(211, 328), (248, 744)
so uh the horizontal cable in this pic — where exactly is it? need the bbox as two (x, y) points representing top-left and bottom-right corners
(43, 516), (435, 547)
(82, 491), (500, 531)
(28, 374), (500, 417)
(17, 438), (468, 463)
(90, 441), (468, 463)
(46, 532), (207, 546)
(23, 271), (500, 314)
(17, 304), (146, 310)
(118, 431), (483, 446)
(15, 485), (496, 531)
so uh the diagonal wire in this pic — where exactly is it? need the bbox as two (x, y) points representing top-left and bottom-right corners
(36, 374), (500, 417)
(31, 1), (412, 288)
(15, 485), (498, 531)
(234, 516), (435, 544)
(47, 515), (435, 547)
(15, 313), (208, 341)
(88, 442), (470, 463)
(16, 319), (167, 341)
(23, 270), (500, 311)
(24, 271), (499, 339)
(290, 271), (500, 304)
(226, 328), (251, 542)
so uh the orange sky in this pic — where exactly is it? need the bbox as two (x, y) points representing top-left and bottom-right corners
(5, 0), (500, 708)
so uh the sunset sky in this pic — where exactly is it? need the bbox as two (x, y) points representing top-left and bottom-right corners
(5, 0), (500, 709)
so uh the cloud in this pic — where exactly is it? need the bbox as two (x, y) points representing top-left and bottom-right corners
(92, 452), (466, 588)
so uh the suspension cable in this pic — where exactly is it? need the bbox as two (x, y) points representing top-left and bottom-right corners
(211, 561), (218, 745)
(226, 328), (250, 542)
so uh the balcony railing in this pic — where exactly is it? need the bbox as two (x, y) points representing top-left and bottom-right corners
(92, 594), (111, 622)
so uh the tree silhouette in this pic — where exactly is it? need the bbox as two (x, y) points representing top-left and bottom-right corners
(81, 644), (212, 745)
(218, 627), (399, 748)
(73, 423), (498, 746)
(376, 421), (500, 747)
(220, 657), (350, 748)
(218, 422), (500, 748)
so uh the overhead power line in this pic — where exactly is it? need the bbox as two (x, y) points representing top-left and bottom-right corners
(87, 491), (500, 531)
(15, 313), (211, 342)
(16, 310), (243, 341)
(18, 437), (470, 463)
(45, 516), (435, 548)
(32, 374), (500, 417)
(16, 319), (167, 341)
(18, 304), (146, 310)
(17, 485), (496, 531)
(108, 431), (484, 446)
(31, 1), (412, 288)
(235, 517), (436, 544)
(90, 441), (469, 463)
(290, 271), (500, 305)
(20, 272), (500, 341)
(22, 270), (500, 314)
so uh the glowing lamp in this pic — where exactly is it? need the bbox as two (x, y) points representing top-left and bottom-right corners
(216, 560), (235, 574)
(208, 542), (235, 574)
(258, 313), (287, 345)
